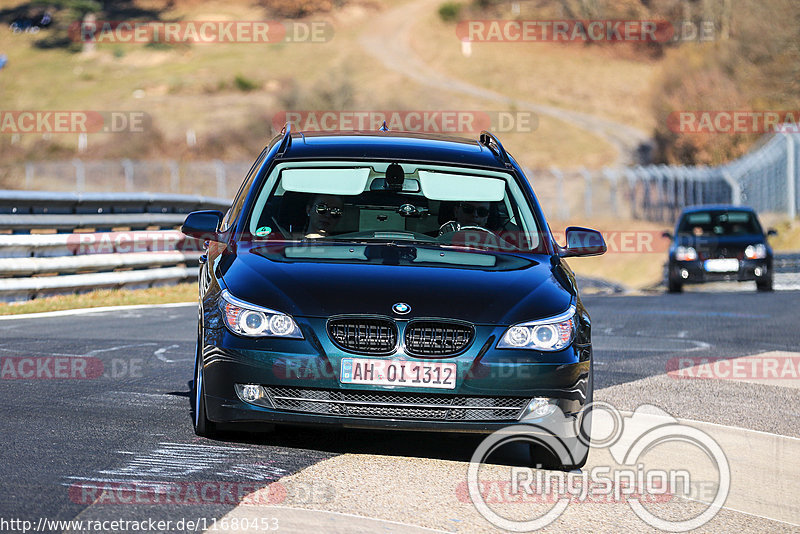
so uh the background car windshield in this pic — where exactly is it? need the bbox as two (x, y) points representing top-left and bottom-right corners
(677, 210), (762, 236)
(247, 163), (541, 251)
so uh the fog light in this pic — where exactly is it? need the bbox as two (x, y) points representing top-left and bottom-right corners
(521, 397), (558, 419)
(754, 267), (763, 277)
(235, 383), (272, 407)
(680, 269), (689, 279)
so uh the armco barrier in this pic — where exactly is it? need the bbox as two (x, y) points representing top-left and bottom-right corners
(0, 191), (230, 301)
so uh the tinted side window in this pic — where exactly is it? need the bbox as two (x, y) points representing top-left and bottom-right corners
(220, 148), (268, 231)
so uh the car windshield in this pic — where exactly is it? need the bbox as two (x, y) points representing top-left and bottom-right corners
(245, 161), (543, 252)
(677, 210), (762, 236)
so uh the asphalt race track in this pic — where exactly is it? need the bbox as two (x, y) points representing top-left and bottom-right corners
(1, 291), (798, 533)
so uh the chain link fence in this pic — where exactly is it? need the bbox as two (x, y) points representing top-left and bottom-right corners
(617, 131), (799, 223)
(2, 159), (252, 199)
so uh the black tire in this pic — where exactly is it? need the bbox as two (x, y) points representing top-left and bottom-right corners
(566, 359), (593, 470)
(529, 360), (592, 471)
(667, 277), (683, 293)
(529, 436), (588, 471)
(756, 277), (773, 292)
(192, 320), (217, 438)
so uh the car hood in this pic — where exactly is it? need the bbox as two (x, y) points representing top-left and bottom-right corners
(218, 242), (573, 324)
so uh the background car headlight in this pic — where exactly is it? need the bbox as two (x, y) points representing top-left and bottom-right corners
(675, 246), (698, 261)
(498, 306), (576, 351)
(745, 244), (767, 259)
(219, 290), (303, 338)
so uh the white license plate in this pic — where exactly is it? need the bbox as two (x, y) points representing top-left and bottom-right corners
(704, 258), (739, 272)
(340, 358), (456, 389)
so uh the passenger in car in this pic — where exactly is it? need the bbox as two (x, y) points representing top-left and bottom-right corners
(453, 201), (491, 228)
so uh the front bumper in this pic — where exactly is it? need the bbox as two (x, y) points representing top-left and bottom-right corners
(670, 258), (771, 284)
(200, 322), (591, 433)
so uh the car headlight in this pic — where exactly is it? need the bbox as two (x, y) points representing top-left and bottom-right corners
(219, 290), (303, 339)
(675, 246), (698, 261)
(745, 244), (767, 259)
(498, 306), (576, 351)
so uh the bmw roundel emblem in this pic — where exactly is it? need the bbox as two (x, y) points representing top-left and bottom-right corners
(392, 302), (411, 315)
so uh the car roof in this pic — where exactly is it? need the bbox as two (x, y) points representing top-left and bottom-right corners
(269, 130), (512, 170)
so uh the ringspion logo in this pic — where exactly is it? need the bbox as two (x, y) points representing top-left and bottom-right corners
(467, 403), (730, 531)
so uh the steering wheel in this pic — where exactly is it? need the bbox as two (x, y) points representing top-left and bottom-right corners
(437, 220), (515, 249)
(438, 220), (500, 239)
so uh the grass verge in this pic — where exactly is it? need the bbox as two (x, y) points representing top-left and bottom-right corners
(0, 283), (196, 316)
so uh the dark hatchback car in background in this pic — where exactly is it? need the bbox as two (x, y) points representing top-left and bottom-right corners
(664, 205), (777, 293)
(182, 126), (606, 469)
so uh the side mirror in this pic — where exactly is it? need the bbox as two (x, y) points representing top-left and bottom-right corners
(662, 230), (673, 239)
(767, 228), (778, 237)
(560, 226), (606, 257)
(181, 210), (224, 241)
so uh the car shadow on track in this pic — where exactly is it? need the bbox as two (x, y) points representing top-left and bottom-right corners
(180, 381), (535, 468)
(225, 425), (532, 468)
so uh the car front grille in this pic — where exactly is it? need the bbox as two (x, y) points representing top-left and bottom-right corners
(264, 387), (528, 421)
(698, 247), (744, 260)
(405, 321), (474, 356)
(327, 318), (398, 354)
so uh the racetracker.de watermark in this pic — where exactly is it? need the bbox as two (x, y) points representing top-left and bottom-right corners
(66, 231), (204, 255)
(68, 480), (334, 505)
(71, 20), (333, 44)
(0, 357), (143, 380)
(456, 19), (715, 43)
(668, 111), (800, 134)
(667, 354), (800, 380)
(0, 111), (146, 134)
(237, 230), (669, 255)
(272, 111), (538, 133)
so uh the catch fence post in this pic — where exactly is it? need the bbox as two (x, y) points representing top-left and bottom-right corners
(72, 159), (85, 192)
(214, 160), (227, 199)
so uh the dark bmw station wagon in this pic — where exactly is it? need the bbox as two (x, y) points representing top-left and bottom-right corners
(182, 125), (607, 469)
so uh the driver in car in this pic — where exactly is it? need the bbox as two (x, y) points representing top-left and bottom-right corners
(305, 194), (344, 238)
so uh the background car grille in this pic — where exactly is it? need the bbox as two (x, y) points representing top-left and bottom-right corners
(327, 318), (398, 354)
(264, 387), (528, 421)
(405, 321), (473, 356)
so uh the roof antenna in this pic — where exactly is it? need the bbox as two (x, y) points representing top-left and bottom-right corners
(378, 121), (389, 132)
(276, 122), (292, 156)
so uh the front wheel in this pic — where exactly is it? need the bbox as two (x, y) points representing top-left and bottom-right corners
(756, 277), (773, 292)
(667, 277), (683, 293)
(193, 322), (217, 437)
(530, 360), (592, 471)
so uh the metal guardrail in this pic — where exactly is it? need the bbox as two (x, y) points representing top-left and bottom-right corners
(774, 253), (800, 274)
(0, 191), (230, 301)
